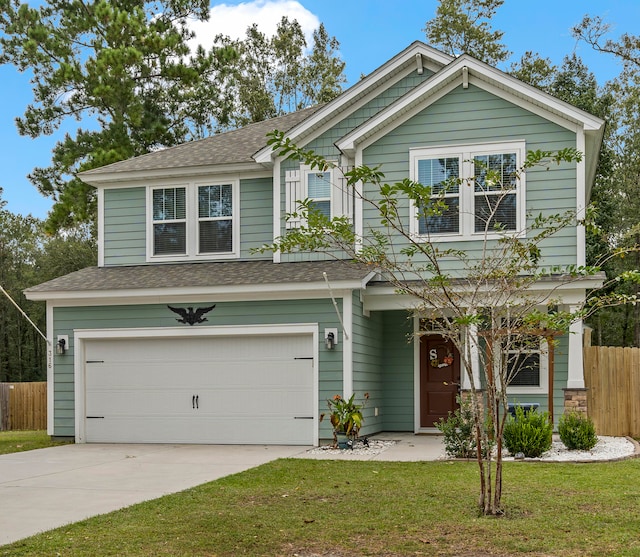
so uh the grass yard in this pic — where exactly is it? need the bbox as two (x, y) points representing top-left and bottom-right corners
(0, 430), (70, 455)
(1, 457), (639, 557)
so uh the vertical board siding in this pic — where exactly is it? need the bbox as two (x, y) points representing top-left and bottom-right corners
(584, 345), (640, 437)
(0, 382), (47, 431)
(52, 298), (344, 437)
(363, 84), (578, 272)
(103, 188), (146, 266)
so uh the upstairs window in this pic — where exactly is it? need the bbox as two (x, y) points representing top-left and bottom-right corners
(284, 164), (352, 229)
(148, 181), (238, 261)
(152, 187), (186, 255)
(410, 141), (525, 240)
(306, 170), (332, 218)
(473, 153), (517, 233)
(417, 156), (460, 235)
(198, 184), (233, 253)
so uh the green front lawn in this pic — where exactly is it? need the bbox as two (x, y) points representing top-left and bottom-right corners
(2, 457), (639, 556)
(0, 430), (70, 455)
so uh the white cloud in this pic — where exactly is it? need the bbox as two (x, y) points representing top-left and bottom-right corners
(188, 0), (320, 53)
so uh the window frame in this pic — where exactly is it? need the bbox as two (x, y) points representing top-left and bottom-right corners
(151, 186), (188, 257)
(302, 164), (335, 219)
(197, 183), (235, 255)
(504, 337), (549, 395)
(409, 141), (526, 241)
(146, 179), (239, 262)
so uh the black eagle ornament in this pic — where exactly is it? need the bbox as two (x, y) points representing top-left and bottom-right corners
(167, 304), (216, 325)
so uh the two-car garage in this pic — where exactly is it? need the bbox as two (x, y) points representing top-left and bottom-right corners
(76, 327), (317, 445)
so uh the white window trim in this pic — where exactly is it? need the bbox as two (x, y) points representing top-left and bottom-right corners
(505, 338), (549, 395)
(302, 163), (336, 218)
(409, 140), (526, 242)
(146, 180), (239, 262)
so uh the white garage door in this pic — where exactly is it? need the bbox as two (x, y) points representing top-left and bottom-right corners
(83, 334), (315, 445)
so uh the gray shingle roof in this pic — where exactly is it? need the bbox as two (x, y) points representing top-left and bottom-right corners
(80, 106), (323, 176)
(25, 260), (374, 294)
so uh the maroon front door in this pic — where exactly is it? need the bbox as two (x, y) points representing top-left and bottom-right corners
(420, 335), (461, 428)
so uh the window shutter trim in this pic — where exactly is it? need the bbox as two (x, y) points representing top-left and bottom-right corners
(285, 169), (303, 229)
(334, 166), (354, 221)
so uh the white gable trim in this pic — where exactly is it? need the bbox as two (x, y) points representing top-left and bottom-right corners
(253, 42), (453, 164)
(336, 56), (604, 156)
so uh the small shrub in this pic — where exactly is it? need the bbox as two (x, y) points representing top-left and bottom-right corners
(558, 411), (598, 450)
(436, 396), (477, 458)
(503, 405), (553, 458)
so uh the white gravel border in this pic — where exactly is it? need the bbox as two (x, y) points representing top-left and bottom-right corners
(502, 435), (639, 462)
(302, 439), (396, 458)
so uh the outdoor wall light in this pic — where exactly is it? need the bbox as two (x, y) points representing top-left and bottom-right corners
(324, 328), (338, 350)
(56, 335), (68, 355)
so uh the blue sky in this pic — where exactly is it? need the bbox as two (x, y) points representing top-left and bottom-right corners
(1, 0), (638, 219)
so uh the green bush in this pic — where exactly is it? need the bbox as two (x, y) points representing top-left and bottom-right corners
(558, 411), (598, 450)
(436, 396), (477, 458)
(503, 405), (553, 458)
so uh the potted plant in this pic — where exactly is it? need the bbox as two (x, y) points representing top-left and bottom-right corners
(321, 392), (369, 448)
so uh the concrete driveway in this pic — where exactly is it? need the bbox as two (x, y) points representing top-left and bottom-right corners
(0, 443), (306, 546)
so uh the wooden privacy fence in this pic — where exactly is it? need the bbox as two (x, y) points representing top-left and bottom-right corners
(584, 346), (640, 437)
(0, 382), (47, 431)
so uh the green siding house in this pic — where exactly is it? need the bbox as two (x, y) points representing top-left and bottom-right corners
(25, 42), (605, 445)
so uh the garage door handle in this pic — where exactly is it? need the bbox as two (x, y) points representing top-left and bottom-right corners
(294, 416), (313, 419)
(192, 395), (199, 409)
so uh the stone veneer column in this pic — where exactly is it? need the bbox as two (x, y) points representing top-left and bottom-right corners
(563, 388), (588, 415)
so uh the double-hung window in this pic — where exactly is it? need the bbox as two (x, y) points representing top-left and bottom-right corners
(152, 187), (187, 256)
(148, 181), (238, 260)
(504, 336), (548, 394)
(306, 170), (332, 218)
(284, 163), (352, 229)
(497, 317), (548, 394)
(198, 184), (233, 253)
(410, 141), (525, 240)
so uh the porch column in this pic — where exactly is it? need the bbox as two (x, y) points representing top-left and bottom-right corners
(461, 324), (481, 390)
(566, 305), (585, 389)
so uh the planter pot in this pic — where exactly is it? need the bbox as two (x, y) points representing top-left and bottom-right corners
(335, 431), (352, 450)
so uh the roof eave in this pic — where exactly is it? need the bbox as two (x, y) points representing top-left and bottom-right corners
(24, 274), (377, 303)
(79, 161), (266, 187)
(336, 55), (606, 154)
(253, 41), (453, 164)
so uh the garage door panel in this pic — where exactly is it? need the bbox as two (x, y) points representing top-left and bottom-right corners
(86, 389), (196, 416)
(83, 333), (315, 445)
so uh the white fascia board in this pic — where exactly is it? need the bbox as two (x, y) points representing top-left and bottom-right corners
(253, 42), (452, 164)
(471, 60), (605, 132)
(336, 56), (605, 155)
(26, 276), (376, 305)
(80, 163), (269, 187)
(362, 276), (604, 312)
(74, 322), (319, 340)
